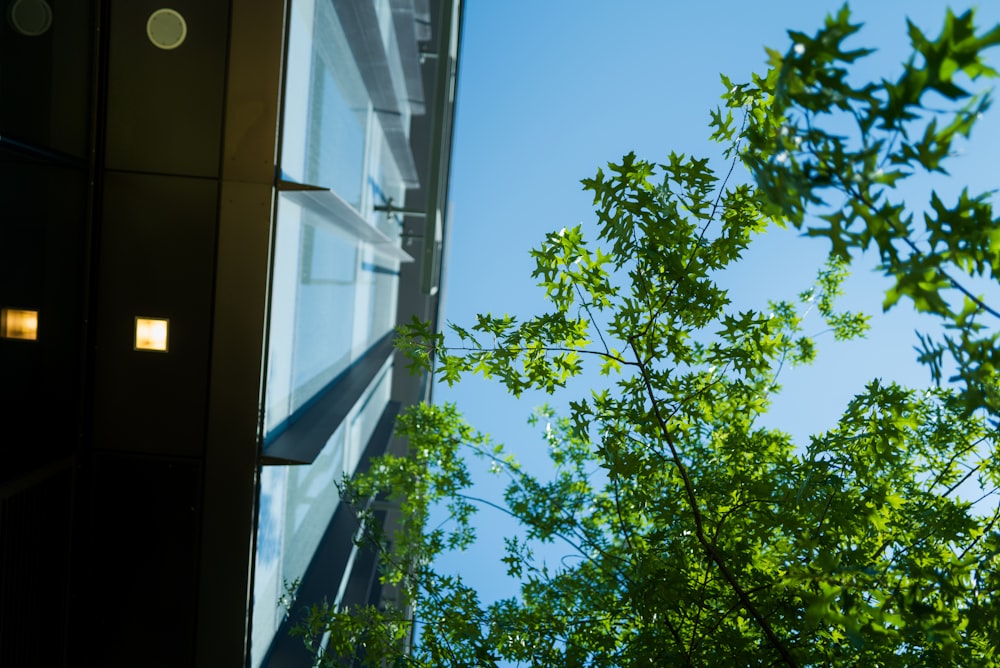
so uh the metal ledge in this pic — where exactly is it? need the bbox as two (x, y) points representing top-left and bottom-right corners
(262, 333), (397, 465)
(278, 181), (413, 263)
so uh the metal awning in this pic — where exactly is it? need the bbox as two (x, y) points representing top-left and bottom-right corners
(279, 182), (414, 263)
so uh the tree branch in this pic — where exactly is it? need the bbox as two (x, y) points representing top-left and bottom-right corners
(629, 337), (799, 667)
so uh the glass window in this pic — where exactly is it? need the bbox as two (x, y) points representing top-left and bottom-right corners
(249, 465), (288, 668)
(264, 0), (410, 438)
(263, 195), (401, 437)
(252, 0), (417, 658)
(251, 362), (393, 667)
(281, 0), (369, 209)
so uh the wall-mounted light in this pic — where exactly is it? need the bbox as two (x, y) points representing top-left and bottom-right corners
(0, 308), (39, 341)
(7, 0), (53, 37)
(134, 317), (169, 352)
(146, 8), (187, 50)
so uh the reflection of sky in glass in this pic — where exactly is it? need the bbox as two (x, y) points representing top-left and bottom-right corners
(264, 202), (402, 438)
(281, 0), (367, 201)
(368, 268), (397, 342)
(252, 0), (412, 660)
(282, 427), (346, 579)
(292, 222), (357, 393)
(308, 63), (365, 208)
(262, 198), (300, 435)
(278, 0), (314, 185)
(263, 0), (408, 442)
(250, 466), (288, 668)
(256, 467), (286, 567)
(302, 221), (356, 283)
(252, 361), (394, 665)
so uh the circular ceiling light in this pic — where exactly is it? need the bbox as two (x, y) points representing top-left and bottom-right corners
(146, 8), (187, 50)
(7, 0), (53, 36)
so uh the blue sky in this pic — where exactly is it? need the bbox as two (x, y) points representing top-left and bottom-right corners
(429, 1), (1000, 611)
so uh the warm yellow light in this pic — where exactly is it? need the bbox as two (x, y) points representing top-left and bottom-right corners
(1, 308), (38, 341)
(135, 317), (169, 352)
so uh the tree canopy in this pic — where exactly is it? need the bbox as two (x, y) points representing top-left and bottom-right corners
(294, 7), (1000, 666)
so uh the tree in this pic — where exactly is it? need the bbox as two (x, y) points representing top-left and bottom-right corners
(293, 7), (1000, 666)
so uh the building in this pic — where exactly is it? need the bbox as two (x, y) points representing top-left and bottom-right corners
(0, 0), (461, 665)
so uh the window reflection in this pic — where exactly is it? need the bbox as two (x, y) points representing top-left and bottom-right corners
(253, 0), (413, 661)
(250, 365), (392, 667)
(264, 196), (401, 436)
(281, 0), (368, 207)
(306, 63), (365, 208)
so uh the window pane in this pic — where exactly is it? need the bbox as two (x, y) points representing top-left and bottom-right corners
(281, 0), (368, 209)
(264, 195), (400, 437)
(250, 364), (392, 666)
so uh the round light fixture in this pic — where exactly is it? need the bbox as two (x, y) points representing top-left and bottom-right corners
(146, 8), (187, 50)
(7, 0), (53, 37)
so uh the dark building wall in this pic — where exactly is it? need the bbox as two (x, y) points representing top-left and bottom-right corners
(2, 1), (282, 665)
(0, 0), (459, 665)
(1, 2), (97, 664)
(78, 2), (234, 665)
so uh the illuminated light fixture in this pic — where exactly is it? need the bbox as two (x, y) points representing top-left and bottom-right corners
(134, 317), (169, 352)
(0, 308), (39, 341)
(146, 8), (187, 50)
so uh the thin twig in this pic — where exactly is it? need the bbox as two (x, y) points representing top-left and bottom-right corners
(629, 337), (799, 667)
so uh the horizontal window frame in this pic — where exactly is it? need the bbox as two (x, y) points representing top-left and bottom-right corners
(262, 331), (395, 465)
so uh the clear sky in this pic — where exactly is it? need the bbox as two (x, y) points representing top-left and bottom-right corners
(429, 1), (1000, 613)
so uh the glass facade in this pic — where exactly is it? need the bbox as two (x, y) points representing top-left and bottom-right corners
(252, 362), (393, 667)
(251, 0), (414, 663)
(263, 195), (401, 436)
(281, 0), (367, 203)
(264, 0), (410, 439)
(0, 0), (454, 662)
